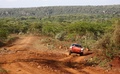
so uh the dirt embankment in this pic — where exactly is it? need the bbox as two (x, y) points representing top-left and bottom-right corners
(0, 35), (119, 74)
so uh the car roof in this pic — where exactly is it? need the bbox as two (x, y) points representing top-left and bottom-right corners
(71, 43), (81, 46)
(72, 43), (80, 45)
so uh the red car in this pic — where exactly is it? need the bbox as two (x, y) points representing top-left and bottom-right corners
(69, 43), (84, 56)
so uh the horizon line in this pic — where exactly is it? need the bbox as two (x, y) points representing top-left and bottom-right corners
(0, 4), (120, 9)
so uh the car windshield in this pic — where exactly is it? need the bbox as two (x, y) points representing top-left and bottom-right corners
(72, 44), (82, 47)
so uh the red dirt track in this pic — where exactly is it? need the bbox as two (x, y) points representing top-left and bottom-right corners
(0, 35), (119, 74)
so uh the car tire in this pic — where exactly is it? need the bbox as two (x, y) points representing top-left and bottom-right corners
(80, 52), (83, 56)
(69, 51), (72, 55)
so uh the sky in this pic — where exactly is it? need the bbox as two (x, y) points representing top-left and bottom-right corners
(0, 0), (120, 8)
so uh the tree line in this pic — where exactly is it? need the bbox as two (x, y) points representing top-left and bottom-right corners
(0, 5), (120, 18)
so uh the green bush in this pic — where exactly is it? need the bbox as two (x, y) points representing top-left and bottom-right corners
(64, 33), (77, 41)
(55, 31), (66, 41)
(0, 29), (9, 41)
(112, 20), (120, 49)
(42, 24), (63, 37)
(94, 20), (120, 59)
(28, 22), (43, 34)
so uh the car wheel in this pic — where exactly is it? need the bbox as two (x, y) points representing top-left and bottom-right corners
(79, 52), (83, 56)
(69, 51), (72, 55)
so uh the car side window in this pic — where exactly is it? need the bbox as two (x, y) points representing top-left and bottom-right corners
(75, 44), (82, 48)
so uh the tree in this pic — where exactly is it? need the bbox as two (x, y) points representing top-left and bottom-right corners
(112, 20), (120, 48)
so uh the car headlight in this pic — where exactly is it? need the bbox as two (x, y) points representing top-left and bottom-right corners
(70, 46), (72, 49)
(81, 48), (84, 51)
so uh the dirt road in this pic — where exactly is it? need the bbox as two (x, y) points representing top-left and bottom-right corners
(0, 35), (118, 74)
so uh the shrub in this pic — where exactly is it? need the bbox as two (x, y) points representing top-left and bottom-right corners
(55, 31), (66, 41)
(95, 33), (111, 49)
(64, 33), (77, 41)
(42, 24), (63, 37)
(94, 20), (120, 59)
(0, 41), (5, 47)
(0, 29), (9, 41)
(112, 20), (120, 49)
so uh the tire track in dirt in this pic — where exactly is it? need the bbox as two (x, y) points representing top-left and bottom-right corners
(58, 52), (107, 74)
(8, 36), (33, 51)
(2, 62), (54, 74)
(1, 36), (57, 74)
